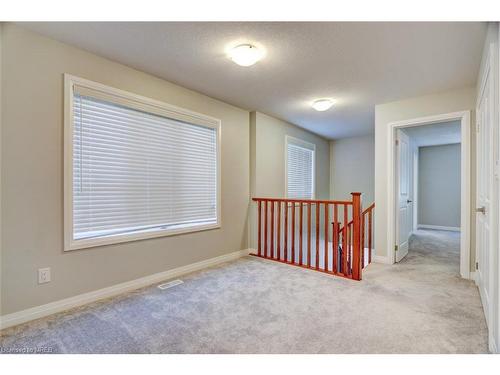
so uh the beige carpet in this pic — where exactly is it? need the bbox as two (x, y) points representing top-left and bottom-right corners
(0, 229), (488, 353)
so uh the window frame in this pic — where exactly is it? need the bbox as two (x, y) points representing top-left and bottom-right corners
(284, 135), (316, 200)
(64, 74), (222, 251)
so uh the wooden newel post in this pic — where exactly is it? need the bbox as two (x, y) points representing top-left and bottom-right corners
(351, 192), (362, 280)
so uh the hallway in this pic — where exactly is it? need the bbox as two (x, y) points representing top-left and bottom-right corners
(0, 230), (488, 353)
(405, 229), (462, 275)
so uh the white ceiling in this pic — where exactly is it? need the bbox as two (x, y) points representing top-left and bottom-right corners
(19, 22), (486, 139)
(403, 120), (461, 147)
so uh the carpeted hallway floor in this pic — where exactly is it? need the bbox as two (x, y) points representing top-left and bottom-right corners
(0, 229), (488, 353)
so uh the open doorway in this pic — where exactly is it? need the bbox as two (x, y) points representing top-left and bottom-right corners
(387, 111), (471, 279)
(395, 121), (462, 263)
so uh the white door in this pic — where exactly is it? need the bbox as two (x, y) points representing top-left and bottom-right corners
(476, 51), (494, 329)
(396, 129), (412, 262)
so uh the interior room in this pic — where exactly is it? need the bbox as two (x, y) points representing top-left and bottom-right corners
(0, 18), (499, 359)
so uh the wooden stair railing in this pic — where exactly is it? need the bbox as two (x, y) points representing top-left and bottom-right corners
(252, 193), (374, 281)
(338, 202), (375, 269)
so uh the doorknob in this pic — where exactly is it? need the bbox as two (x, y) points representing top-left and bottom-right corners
(476, 206), (486, 214)
(406, 199), (413, 204)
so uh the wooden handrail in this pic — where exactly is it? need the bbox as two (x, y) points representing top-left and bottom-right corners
(363, 202), (375, 215)
(252, 197), (352, 205)
(337, 202), (375, 233)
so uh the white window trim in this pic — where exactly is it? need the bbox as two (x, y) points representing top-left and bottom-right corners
(284, 135), (316, 199)
(64, 74), (222, 251)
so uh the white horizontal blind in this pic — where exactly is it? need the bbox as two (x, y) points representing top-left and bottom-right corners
(72, 93), (218, 241)
(287, 138), (314, 199)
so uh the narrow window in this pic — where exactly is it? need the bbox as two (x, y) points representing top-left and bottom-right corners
(286, 136), (315, 199)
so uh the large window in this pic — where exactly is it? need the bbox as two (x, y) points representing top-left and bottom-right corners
(64, 75), (221, 250)
(286, 136), (315, 199)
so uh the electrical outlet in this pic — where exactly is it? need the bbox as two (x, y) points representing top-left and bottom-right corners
(38, 268), (51, 284)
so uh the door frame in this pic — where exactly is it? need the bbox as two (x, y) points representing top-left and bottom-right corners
(386, 111), (471, 279)
(412, 146), (419, 233)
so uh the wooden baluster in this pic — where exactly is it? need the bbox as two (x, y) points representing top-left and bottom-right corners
(270, 201), (274, 259)
(368, 209), (372, 264)
(346, 223), (349, 271)
(307, 203), (312, 267)
(284, 202), (288, 262)
(333, 204), (338, 274)
(361, 211), (365, 268)
(343, 205), (348, 275)
(277, 201), (281, 260)
(324, 203), (329, 271)
(315, 203), (320, 269)
(264, 201), (268, 258)
(347, 223), (352, 274)
(257, 201), (262, 256)
(351, 192), (362, 281)
(299, 202), (303, 266)
(291, 202), (295, 264)
(332, 221), (339, 274)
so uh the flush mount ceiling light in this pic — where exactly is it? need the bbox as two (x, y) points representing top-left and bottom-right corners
(228, 44), (264, 67)
(311, 99), (335, 112)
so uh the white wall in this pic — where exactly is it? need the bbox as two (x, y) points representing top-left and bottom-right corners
(0, 24), (250, 315)
(418, 144), (461, 228)
(330, 135), (374, 205)
(374, 87), (476, 263)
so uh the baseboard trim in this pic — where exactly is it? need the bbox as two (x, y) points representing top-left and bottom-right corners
(372, 255), (392, 264)
(418, 224), (460, 232)
(0, 249), (250, 331)
(489, 335), (498, 354)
